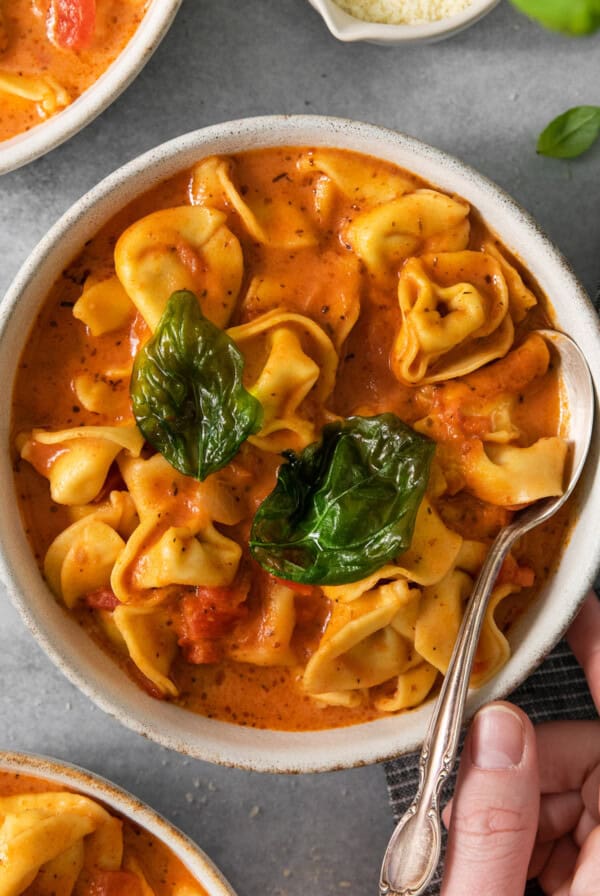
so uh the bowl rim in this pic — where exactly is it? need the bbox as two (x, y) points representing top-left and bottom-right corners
(1, 114), (600, 773)
(0, 750), (237, 896)
(306, 0), (501, 43)
(0, 0), (182, 176)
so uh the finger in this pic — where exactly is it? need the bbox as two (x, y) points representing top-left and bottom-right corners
(574, 808), (598, 848)
(567, 590), (600, 711)
(537, 834), (578, 894)
(582, 762), (600, 823)
(442, 799), (452, 829)
(537, 790), (583, 842)
(569, 825), (600, 895)
(529, 791), (584, 881)
(554, 877), (573, 896)
(536, 720), (600, 793)
(441, 702), (539, 896)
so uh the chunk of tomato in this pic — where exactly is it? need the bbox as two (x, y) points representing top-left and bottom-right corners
(85, 587), (119, 611)
(47, 0), (96, 50)
(86, 870), (144, 896)
(177, 584), (249, 665)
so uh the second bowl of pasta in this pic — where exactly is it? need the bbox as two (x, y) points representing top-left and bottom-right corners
(0, 0), (181, 175)
(2, 116), (600, 772)
(0, 751), (236, 896)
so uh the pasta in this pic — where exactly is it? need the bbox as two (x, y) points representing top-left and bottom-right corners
(13, 146), (571, 732)
(0, 771), (208, 896)
(0, 1), (149, 143)
(115, 207), (243, 331)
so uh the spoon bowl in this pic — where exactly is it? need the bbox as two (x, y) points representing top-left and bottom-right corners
(380, 329), (594, 896)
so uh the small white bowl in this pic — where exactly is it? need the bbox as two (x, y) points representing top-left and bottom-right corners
(307, 0), (500, 43)
(1, 115), (599, 773)
(0, 751), (237, 896)
(0, 0), (181, 176)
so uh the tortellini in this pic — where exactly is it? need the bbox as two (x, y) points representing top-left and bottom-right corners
(115, 206), (243, 331)
(303, 495), (537, 709)
(460, 438), (567, 506)
(306, 501), (463, 709)
(73, 274), (134, 336)
(228, 310), (339, 452)
(44, 492), (137, 607)
(413, 334), (568, 507)
(190, 155), (317, 248)
(0, 782), (204, 896)
(415, 570), (517, 687)
(110, 604), (179, 697)
(110, 454), (245, 605)
(19, 426), (144, 506)
(47, 520), (125, 609)
(0, 792), (113, 896)
(307, 541), (521, 708)
(415, 386), (520, 445)
(296, 149), (415, 222)
(392, 252), (514, 385)
(345, 189), (470, 281)
(42, 451), (247, 693)
(304, 579), (419, 695)
(73, 369), (131, 416)
(412, 335), (553, 444)
(0, 71), (69, 117)
(462, 331), (550, 398)
(229, 581), (297, 667)
(111, 516), (242, 603)
(374, 659), (439, 714)
(323, 496), (462, 595)
(479, 240), (537, 323)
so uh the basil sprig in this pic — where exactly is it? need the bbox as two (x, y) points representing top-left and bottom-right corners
(510, 0), (600, 35)
(130, 290), (262, 480)
(537, 106), (600, 159)
(250, 415), (435, 586)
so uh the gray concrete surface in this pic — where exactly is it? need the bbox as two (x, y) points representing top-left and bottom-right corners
(1, 1), (599, 894)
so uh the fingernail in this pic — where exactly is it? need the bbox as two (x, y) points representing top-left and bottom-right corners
(471, 705), (525, 770)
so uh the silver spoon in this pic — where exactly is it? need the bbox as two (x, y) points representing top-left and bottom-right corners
(379, 329), (594, 896)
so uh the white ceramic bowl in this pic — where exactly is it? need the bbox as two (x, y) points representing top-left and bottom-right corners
(0, 0), (181, 176)
(0, 751), (236, 896)
(307, 0), (500, 44)
(1, 116), (599, 773)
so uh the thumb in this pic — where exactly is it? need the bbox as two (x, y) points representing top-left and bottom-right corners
(441, 702), (539, 896)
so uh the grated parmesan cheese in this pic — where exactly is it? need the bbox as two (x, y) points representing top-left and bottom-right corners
(333, 0), (474, 25)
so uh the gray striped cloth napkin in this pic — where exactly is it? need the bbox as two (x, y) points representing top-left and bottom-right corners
(384, 633), (598, 895)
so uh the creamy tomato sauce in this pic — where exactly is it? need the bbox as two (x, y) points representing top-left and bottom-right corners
(0, 770), (207, 895)
(12, 147), (571, 731)
(0, 0), (148, 142)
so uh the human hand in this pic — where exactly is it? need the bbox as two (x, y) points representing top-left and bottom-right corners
(528, 592), (600, 893)
(440, 591), (600, 895)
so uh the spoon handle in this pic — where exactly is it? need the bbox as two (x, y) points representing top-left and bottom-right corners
(379, 524), (517, 896)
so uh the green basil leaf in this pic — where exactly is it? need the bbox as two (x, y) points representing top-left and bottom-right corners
(510, 0), (600, 35)
(537, 106), (600, 159)
(249, 414), (435, 585)
(131, 290), (262, 480)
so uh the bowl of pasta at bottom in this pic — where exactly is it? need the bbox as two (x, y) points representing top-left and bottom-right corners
(0, 750), (236, 896)
(1, 115), (600, 774)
